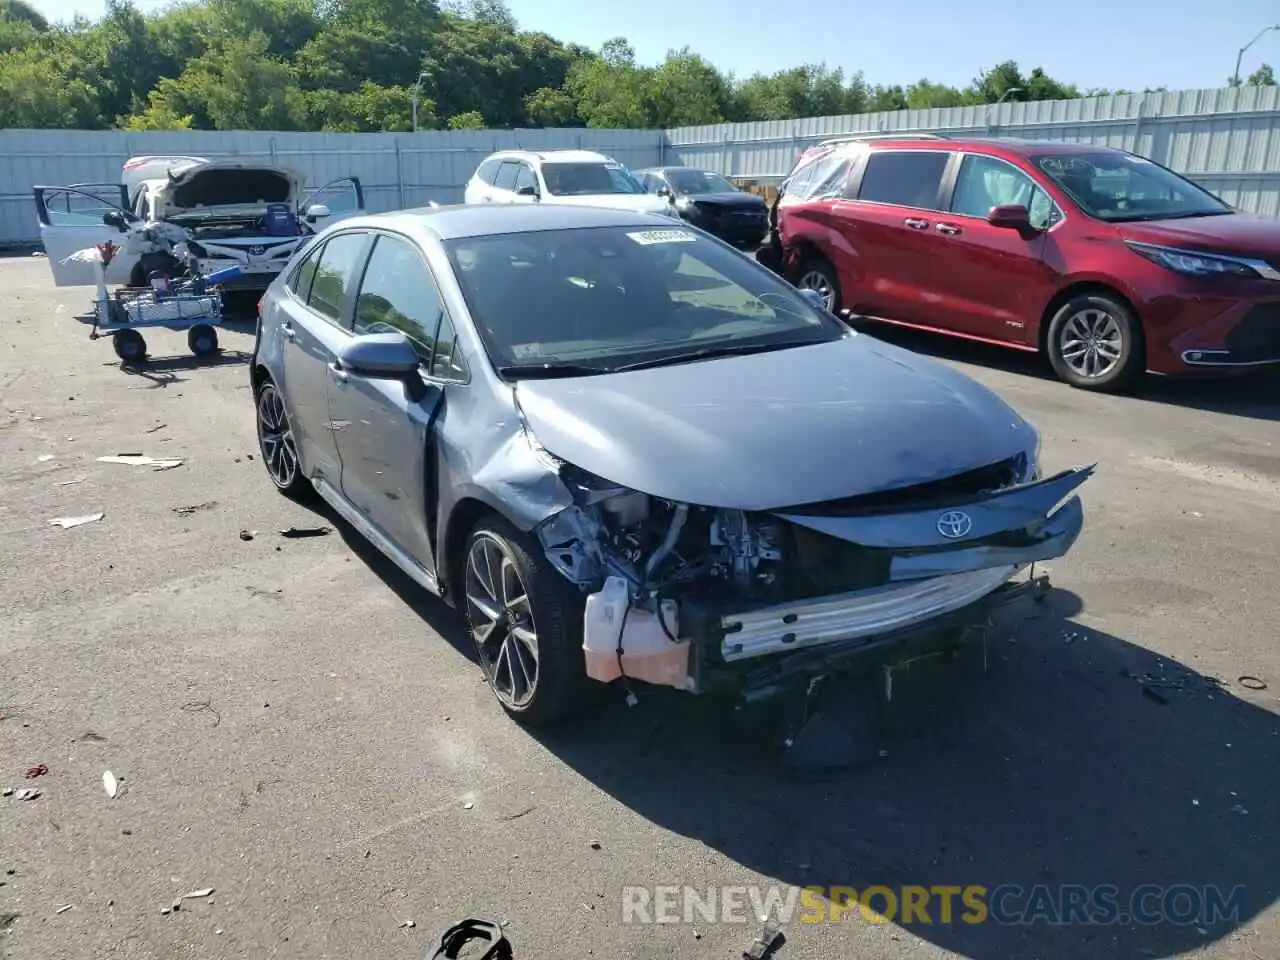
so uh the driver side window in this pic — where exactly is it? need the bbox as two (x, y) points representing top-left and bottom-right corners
(353, 234), (459, 375)
(952, 154), (1058, 229)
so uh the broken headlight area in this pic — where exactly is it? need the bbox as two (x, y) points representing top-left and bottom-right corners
(534, 456), (1089, 698)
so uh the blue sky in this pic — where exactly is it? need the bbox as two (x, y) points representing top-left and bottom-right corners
(28, 0), (1280, 93)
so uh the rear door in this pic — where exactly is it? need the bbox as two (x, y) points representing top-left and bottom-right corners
(835, 149), (955, 323)
(32, 184), (144, 287)
(275, 230), (372, 485)
(928, 153), (1059, 342)
(300, 177), (365, 226)
(487, 161), (521, 203)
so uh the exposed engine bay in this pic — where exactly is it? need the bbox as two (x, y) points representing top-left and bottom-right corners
(533, 449), (1091, 695)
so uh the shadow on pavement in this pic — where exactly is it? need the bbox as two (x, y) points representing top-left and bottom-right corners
(526, 596), (1279, 960)
(858, 321), (1280, 424)
(292, 491), (1280, 959)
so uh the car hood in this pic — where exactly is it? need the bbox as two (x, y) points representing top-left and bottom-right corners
(547, 193), (676, 217)
(515, 334), (1039, 511)
(1117, 212), (1280, 260)
(162, 161), (301, 211)
(685, 192), (766, 210)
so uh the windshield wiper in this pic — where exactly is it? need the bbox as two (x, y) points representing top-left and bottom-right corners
(611, 339), (821, 373)
(497, 361), (608, 380)
(1107, 210), (1233, 223)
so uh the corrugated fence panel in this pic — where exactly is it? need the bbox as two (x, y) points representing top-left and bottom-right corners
(663, 85), (1280, 216)
(0, 127), (665, 248)
(6, 87), (1280, 247)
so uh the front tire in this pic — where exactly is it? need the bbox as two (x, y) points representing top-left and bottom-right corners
(795, 254), (842, 314)
(1046, 293), (1144, 392)
(255, 379), (310, 499)
(462, 515), (597, 726)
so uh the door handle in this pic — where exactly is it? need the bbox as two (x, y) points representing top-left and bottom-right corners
(281, 323), (296, 341)
(936, 223), (962, 236)
(328, 361), (348, 384)
(904, 217), (929, 230)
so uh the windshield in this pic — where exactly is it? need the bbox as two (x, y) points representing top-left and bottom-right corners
(1034, 152), (1232, 222)
(444, 225), (844, 376)
(666, 169), (739, 195)
(541, 162), (644, 197)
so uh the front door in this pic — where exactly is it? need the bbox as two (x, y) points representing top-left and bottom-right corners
(927, 153), (1058, 342)
(275, 230), (372, 485)
(300, 177), (366, 228)
(33, 184), (143, 287)
(328, 232), (456, 574)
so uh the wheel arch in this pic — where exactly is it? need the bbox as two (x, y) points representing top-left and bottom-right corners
(1036, 281), (1146, 360)
(439, 495), (529, 605)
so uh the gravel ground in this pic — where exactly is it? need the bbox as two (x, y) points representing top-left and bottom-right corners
(1, 253), (1278, 960)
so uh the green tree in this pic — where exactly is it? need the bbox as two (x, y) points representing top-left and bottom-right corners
(0, 45), (100, 127)
(447, 109), (485, 129)
(524, 85), (577, 126)
(308, 80), (420, 130)
(645, 48), (733, 127)
(1247, 63), (1276, 86)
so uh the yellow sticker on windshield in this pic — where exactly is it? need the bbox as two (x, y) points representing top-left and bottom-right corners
(626, 229), (697, 245)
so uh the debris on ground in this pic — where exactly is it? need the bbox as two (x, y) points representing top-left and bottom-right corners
(1231, 803), (1249, 815)
(13, 788), (40, 801)
(462, 802), (474, 810)
(743, 913), (782, 959)
(37, 454), (54, 463)
(399, 919), (415, 929)
(96, 454), (183, 470)
(145, 423), (168, 434)
(589, 840), (602, 850)
(54, 478), (86, 486)
(180, 698), (221, 727)
(103, 771), (118, 799)
(183, 888), (214, 900)
(55, 905), (73, 915)
(280, 526), (332, 539)
(76, 731), (107, 743)
(171, 899), (183, 912)
(22, 765), (47, 779)
(173, 502), (217, 517)
(48, 512), (104, 530)
(1239, 675), (1268, 691)
(239, 529), (256, 541)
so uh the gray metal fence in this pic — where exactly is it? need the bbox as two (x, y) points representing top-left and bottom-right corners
(0, 127), (664, 249)
(4, 85), (1280, 249)
(664, 85), (1280, 216)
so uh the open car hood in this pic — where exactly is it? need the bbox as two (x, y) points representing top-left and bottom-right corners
(516, 334), (1040, 512)
(162, 160), (301, 211)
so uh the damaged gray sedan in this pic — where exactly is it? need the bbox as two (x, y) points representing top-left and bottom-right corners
(251, 203), (1093, 725)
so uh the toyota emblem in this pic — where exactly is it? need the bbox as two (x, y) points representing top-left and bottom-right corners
(249, 245), (265, 256)
(936, 510), (973, 539)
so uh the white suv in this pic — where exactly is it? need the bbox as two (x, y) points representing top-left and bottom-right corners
(462, 149), (679, 219)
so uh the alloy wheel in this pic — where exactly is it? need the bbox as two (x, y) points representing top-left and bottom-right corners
(465, 533), (540, 710)
(257, 383), (299, 488)
(1058, 307), (1123, 380)
(798, 269), (834, 311)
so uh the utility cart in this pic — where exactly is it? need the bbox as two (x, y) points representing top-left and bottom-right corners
(75, 241), (244, 363)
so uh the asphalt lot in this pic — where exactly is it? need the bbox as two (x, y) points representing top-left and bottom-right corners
(1, 251), (1279, 960)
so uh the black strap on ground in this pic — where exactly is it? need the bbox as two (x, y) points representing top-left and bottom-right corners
(429, 918), (514, 960)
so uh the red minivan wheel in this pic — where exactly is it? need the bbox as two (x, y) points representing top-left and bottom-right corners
(1046, 293), (1145, 393)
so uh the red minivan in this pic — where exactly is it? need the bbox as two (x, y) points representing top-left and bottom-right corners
(766, 134), (1280, 391)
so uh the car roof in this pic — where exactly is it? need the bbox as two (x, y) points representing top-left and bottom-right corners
(484, 148), (613, 164)
(852, 136), (1124, 157)
(632, 166), (718, 175)
(327, 203), (670, 242)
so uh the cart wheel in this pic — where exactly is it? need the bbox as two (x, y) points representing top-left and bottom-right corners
(188, 324), (219, 357)
(113, 329), (147, 364)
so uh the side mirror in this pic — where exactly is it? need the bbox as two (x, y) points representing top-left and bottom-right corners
(657, 186), (673, 200)
(102, 210), (129, 231)
(799, 288), (826, 311)
(337, 332), (420, 379)
(988, 204), (1032, 231)
(305, 203), (331, 222)
(516, 185), (539, 199)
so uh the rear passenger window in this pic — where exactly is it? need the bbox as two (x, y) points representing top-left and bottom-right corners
(306, 232), (368, 323)
(289, 240), (325, 300)
(493, 162), (520, 191)
(857, 152), (951, 210)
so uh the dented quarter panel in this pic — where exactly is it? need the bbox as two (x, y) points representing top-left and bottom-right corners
(513, 334), (1040, 511)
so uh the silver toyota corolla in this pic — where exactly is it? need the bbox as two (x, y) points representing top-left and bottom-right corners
(251, 203), (1093, 726)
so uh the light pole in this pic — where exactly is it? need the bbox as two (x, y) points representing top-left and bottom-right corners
(411, 71), (431, 132)
(986, 86), (1024, 130)
(1233, 25), (1280, 86)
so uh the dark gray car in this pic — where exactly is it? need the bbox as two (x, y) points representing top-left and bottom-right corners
(251, 203), (1092, 725)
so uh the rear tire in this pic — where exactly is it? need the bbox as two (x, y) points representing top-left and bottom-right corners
(1046, 293), (1144, 392)
(462, 514), (599, 727)
(254, 378), (311, 499)
(188, 324), (219, 357)
(112, 329), (146, 363)
(795, 254), (842, 314)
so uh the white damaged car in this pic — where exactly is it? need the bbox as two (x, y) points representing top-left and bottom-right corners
(33, 156), (364, 291)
